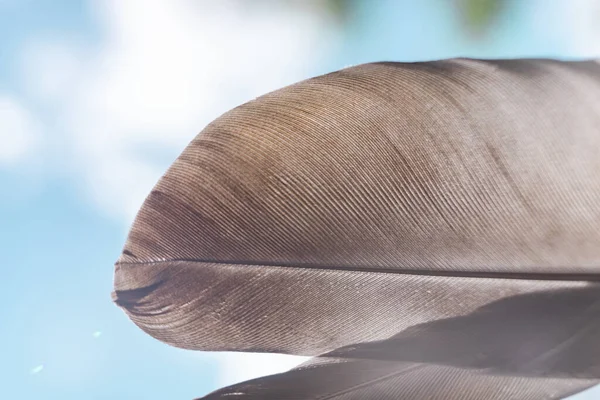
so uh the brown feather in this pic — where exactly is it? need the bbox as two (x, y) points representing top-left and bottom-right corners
(113, 58), (600, 399)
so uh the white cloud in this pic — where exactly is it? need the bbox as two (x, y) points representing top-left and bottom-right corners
(211, 352), (310, 389)
(21, 0), (338, 386)
(539, 0), (600, 58)
(0, 96), (40, 166)
(566, 0), (600, 57)
(20, 41), (84, 102)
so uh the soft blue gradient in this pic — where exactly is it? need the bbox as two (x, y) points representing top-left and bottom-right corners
(2, 1), (598, 399)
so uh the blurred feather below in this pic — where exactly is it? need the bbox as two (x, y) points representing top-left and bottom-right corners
(199, 285), (600, 399)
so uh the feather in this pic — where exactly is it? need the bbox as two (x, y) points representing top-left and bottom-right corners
(112, 58), (600, 399)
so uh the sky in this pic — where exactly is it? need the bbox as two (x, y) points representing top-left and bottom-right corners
(2, 1), (600, 399)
